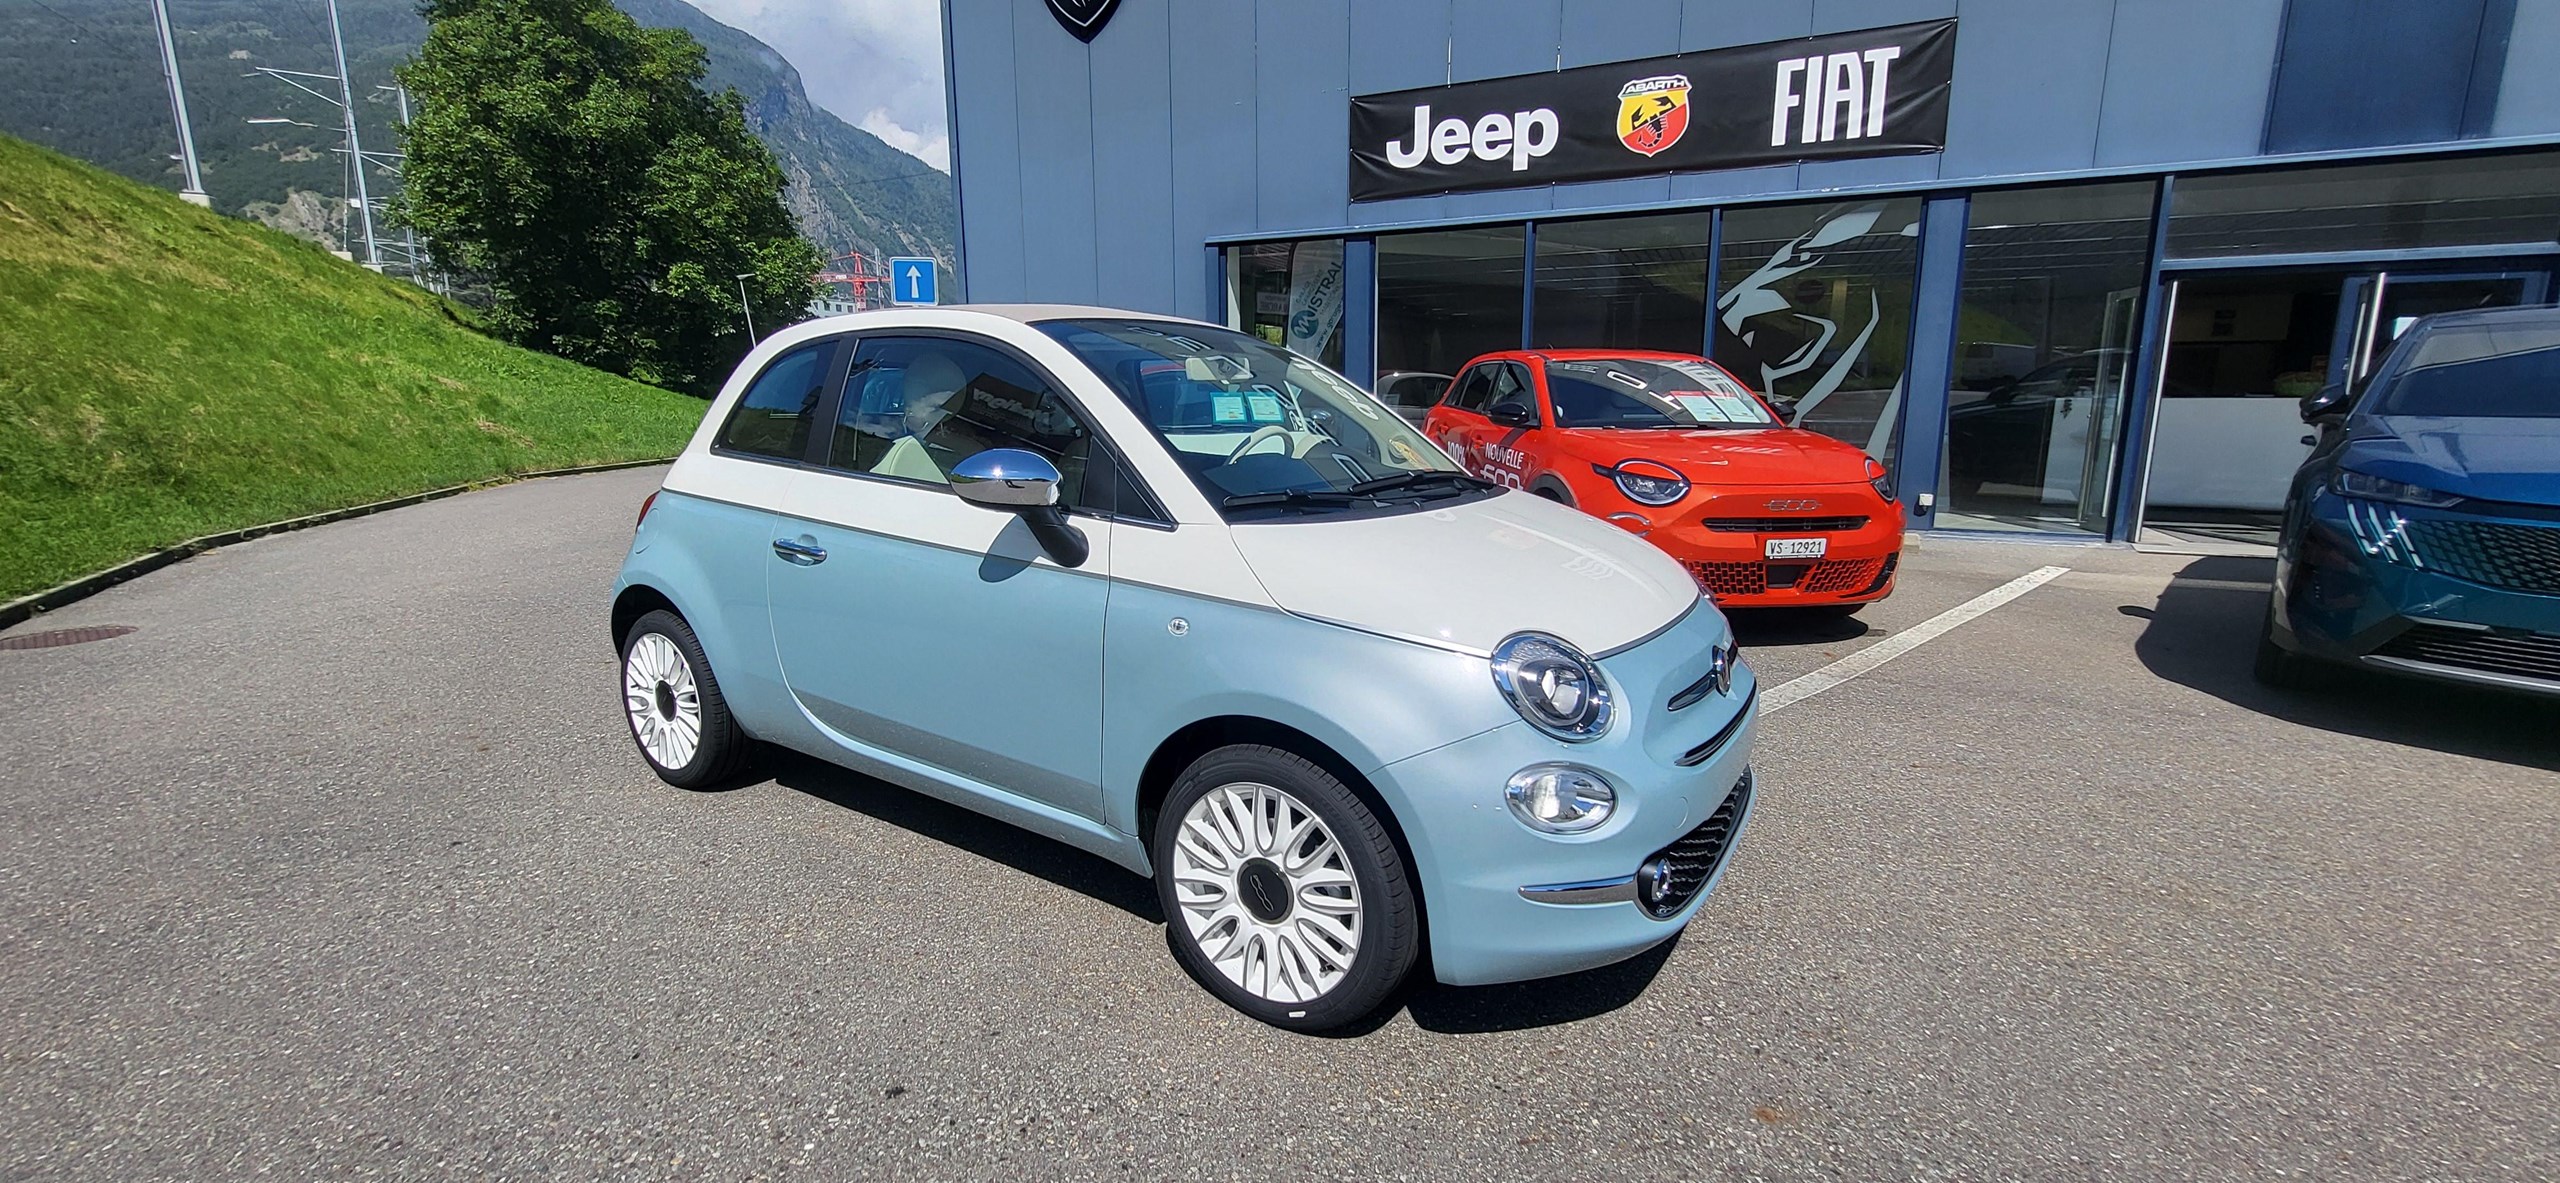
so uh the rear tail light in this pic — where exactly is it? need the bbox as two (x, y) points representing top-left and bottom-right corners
(636, 490), (659, 532)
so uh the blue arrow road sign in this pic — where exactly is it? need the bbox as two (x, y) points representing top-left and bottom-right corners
(888, 257), (939, 306)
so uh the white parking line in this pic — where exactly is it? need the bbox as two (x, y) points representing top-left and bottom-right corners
(1762, 565), (2072, 713)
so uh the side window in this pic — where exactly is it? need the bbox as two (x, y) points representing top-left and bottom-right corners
(824, 336), (1101, 511)
(1394, 374), (1451, 409)
(1487, 363), (1535, 418)
(715, 343), (834, 461)
(1447, 365), (1494, 413)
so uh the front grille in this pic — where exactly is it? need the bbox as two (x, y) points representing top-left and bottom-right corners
(1801, 557), (1885, 594)
(1688, 557), (1885, 599)
(1699, 515), (1870, 533)
(1637, 772), (1751, 919)
(2374, 623), (2560, 682)
(2403, 520), (2560, 595)
(1691, 561), (1765, 597)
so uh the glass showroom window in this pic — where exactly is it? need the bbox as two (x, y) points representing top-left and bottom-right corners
(1713, 198), (1923, 472)
(2166, 150), (2560, 258)
(1226, 239), (1348, 371)
(1376, 225), (1527, 397)
(1941, 182), (2157, 535)
(1532, 212), (1714, 353)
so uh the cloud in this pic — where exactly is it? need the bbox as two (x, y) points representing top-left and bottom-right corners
(683, 0), (950, 174)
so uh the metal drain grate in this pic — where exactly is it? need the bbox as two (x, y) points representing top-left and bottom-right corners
(0, 624), (138, 650)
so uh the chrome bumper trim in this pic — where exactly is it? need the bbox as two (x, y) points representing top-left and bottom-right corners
(1518, 875), (1638, 906)
(2360, 654), (2560, 697)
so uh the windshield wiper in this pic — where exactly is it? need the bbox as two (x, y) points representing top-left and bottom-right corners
(1220, 488), (1361, 512)
(1345, 470), (1487, 498)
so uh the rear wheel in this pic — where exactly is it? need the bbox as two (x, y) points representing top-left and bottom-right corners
(1154, 745), (1419, 1033)
(620, 609), (753, 789)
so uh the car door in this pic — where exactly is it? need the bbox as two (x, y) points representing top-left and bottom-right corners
(1473, 362), (1540, 490)
(1427, 363), (1498, 477)
(766, 332), (1119, 821)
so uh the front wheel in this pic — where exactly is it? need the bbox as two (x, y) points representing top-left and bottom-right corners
(1154, 746), (1420, 1033)
(2253, 607), (2317, 691)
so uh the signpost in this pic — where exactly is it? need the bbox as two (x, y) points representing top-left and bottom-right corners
(888, 258), (940, 306)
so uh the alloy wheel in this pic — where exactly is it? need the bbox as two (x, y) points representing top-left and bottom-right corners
(1169, 781), (1364, 1004)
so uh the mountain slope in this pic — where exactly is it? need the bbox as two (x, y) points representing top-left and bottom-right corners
(0, 133), (707, 600)
(0, 0), (952, 266)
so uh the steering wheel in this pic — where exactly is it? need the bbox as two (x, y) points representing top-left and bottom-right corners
(1228, 424), (1295, 462)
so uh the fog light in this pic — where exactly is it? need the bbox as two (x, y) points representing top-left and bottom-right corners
(1637, 857), (1675, 910)
(1504, 764), (1617, 834)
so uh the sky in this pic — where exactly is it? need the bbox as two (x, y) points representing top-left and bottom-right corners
(686, 0), (950, 172)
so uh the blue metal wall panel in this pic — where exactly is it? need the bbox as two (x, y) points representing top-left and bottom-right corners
(1088, 0), (1178, 313)
(1255, 0), (1353, 233)
(1669, 163), (1803, 202)
(1350, 194), (1451, 228)
(1353, 0), (1453, 90)
(2265, 0), (2495, 153)
(1810, 0), (1953, 35)
(1548, 175), (1675, 215)
(1167, 1), (1259, 319)
(1895, 193), (1969, 523)
(1451, 0), (1562, 81)
(1678, 0), (1812, 50)
(2092, 0), (2285, 167)
(1561, 0), (1679, 66)
(949, 0), (1025, 301)
(1797, 152), (1939, 191)
(1012, 9), (1100, 302)
(1939, 0), (2111, 176)
(2492, 0), (2560, 137)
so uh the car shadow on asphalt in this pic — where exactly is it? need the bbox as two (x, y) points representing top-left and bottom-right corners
(2129, 556), (2560, 771)
(762, 747), (1688, 1036)
(1726, 607), (1872, 647)
(762, 748), (1167, 923)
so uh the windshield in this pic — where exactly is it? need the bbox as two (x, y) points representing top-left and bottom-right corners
(1543, 358), (1777, 429)
(1040, 319), (1485, 518)
(2372, 318), (2560, 418)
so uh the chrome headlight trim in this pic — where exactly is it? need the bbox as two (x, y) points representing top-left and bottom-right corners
(1491, 631), (1613, 742)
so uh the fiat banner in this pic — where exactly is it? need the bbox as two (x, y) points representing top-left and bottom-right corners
(1348, 19), (1955, 201)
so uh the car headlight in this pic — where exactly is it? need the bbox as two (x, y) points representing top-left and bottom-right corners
(1504, 764), (1617, 834)
(1491, 632), (1612, 742)
(1864, 455), (1894, 502)
(2333, 469), (2462, 508)
(1600, 459), (1690, 506)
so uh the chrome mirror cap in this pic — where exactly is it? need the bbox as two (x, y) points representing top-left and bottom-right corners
(950, 448), (1062, 509)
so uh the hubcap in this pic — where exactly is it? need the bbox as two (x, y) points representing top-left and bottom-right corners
(1169, 782), (1362, 1004)
(622, 632), (702, 770)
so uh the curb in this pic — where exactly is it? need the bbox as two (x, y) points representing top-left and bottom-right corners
(0, 457), (672, 633)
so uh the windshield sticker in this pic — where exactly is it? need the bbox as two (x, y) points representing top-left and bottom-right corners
(1667, 392), (1730, 422)
(1707, 391), (1763, 422)
(1211, 394), (1248, 424)
(1245, 393), (1287, 422)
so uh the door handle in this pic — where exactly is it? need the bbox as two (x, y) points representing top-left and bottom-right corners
(771, 537), (827, 565)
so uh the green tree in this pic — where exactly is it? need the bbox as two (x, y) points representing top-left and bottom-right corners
(396, 0), (819, 394)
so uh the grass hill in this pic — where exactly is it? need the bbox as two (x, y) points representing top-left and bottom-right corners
(0, 133), (706, 602)
(0, 0), (954, 266)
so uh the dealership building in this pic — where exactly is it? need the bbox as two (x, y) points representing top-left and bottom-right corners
(940, 0), (2560, 543)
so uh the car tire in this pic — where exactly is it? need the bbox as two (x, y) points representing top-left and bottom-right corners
(619, 609), (753, 789)
(1153, 745), (1420, 1033)
(2252, 609), (2316, 691)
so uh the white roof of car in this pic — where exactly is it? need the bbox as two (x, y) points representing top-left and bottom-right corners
(825, 303), (1209, 327)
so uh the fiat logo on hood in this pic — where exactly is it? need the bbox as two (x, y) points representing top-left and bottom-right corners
(1764, 498), (1821, 511)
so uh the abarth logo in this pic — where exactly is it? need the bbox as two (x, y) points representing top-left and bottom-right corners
(1616, 74), (1691, 157)
(1044, 0), (1119, 43)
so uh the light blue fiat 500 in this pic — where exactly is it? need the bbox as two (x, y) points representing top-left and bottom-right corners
(611, 305), (1759, 1031)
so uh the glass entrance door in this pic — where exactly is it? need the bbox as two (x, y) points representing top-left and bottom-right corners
(2135, 261), (2555, 548)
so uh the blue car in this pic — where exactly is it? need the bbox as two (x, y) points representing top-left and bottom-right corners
(2259, 305), (2560, 696)
(611, 306), (1758, 1031)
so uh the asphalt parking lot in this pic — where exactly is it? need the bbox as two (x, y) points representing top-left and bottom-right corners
(4, 466), (2556, 1181)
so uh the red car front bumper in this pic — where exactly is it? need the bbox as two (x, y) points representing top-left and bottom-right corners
(1635, 486), (1905, 608)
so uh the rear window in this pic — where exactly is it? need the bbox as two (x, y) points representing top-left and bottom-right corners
(715, 343), (834, 460)
(2374, 319), (2560, 419)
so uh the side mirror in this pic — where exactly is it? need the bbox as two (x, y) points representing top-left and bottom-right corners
(1487, 401), (1537, 428)
(2299, 382), (2355, 424)
(1772, 400), (1800, 425)
(950, 448), (1089, 568)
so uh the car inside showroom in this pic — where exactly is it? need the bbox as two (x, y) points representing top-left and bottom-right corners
(939, 0), (2560, 548)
